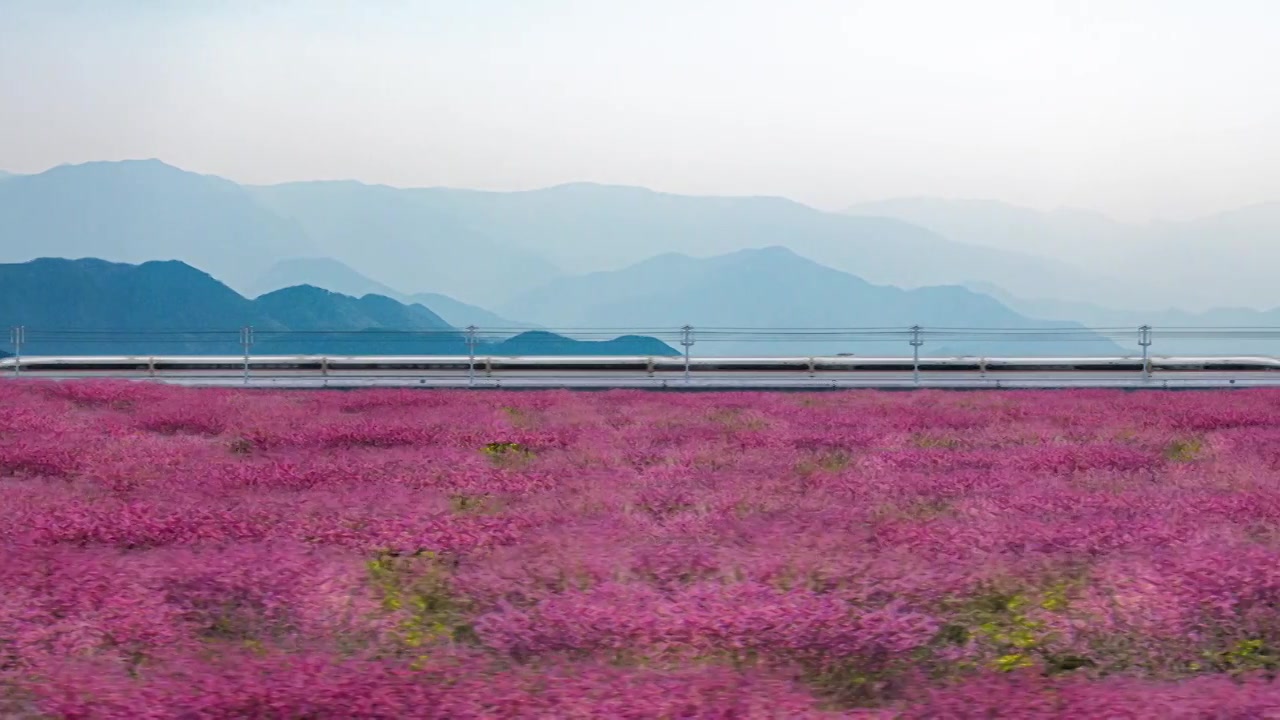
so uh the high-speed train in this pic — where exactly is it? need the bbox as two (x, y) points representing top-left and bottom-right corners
(4, 354), (1280, 388)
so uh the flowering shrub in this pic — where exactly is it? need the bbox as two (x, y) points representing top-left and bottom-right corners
(6, 382), (1280, 716)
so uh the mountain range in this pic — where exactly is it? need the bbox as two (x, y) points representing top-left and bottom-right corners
(248, 258), (535, 330)
(846, 198), (1134, 270)
(0, 252), (1127, 357)
(3, 158), (1280, 356)
(272, 180), (1114, 308)
(0, 258), (674, 357)
(846, 197), (1280, 312)
(495, 246), (1123, 356)
(0, 161), (315, 297)
(220, 250), (1129, 356)
(246, 181), (564, 303)
(0, 159), (1118, 308)
(962, 282), (1280, 356)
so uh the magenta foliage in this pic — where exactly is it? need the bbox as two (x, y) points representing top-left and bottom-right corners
(895, 672), (1280, 718)
(7, 382), (1280, 716)
(474, 581), (941, 669)
(24, 650), (842, 719)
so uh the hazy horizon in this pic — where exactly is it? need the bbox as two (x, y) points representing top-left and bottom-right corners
(4, 0), (1279, 226)
(8, 155), (1279, 232)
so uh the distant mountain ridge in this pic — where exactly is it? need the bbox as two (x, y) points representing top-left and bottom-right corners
(964, 281), (1280, 355)
(0, 253), (1127, 359)
(0, 258), (675, 357)
(5, 158), (1280, 317)
(0, 160), (315, 294)
(249, 258), (536, 330)
(845, 197), (1134, 270)
(0, 159), (1117, 309)
(1131, 202), (1280, 311)
(846, 196), (1280, 311)
(247, 257), (406, 302)
(340, 179), (1112, 306)
(246, 181), (566, 303)
(499, 246), (1124, 356)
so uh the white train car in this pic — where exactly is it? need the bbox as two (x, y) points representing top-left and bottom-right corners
(1150, 356), (1280, 371)
(4, 354), (1280, 386)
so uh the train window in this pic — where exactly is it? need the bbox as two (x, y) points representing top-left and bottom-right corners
(684, 362), (811, 372)
(330, 362), (472, 371)
(493, 362), (651, 372)
(155, 363), (242, 371)
(984, 363), (1144, 372)
(826, 363), (918, 372)
(21, 362), (151, 372)
(1158, 363), (1271, 372)
(917, 363), (983, 372)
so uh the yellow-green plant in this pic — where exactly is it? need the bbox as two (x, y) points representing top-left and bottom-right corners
(1164, 437), (1204, 462)
(937, 580), (1093, 675)
(1202, 637), (1277, 675)
(480, 441), (535, 467)
(366, 550), (475, 655)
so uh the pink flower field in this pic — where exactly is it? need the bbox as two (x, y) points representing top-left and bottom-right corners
(7, 381), (1280, 718)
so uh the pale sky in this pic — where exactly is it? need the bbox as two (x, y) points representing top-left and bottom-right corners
(2, 0), (1278, 222)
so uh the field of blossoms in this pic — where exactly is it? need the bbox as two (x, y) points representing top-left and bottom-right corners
(6, 381), (1280, 717)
